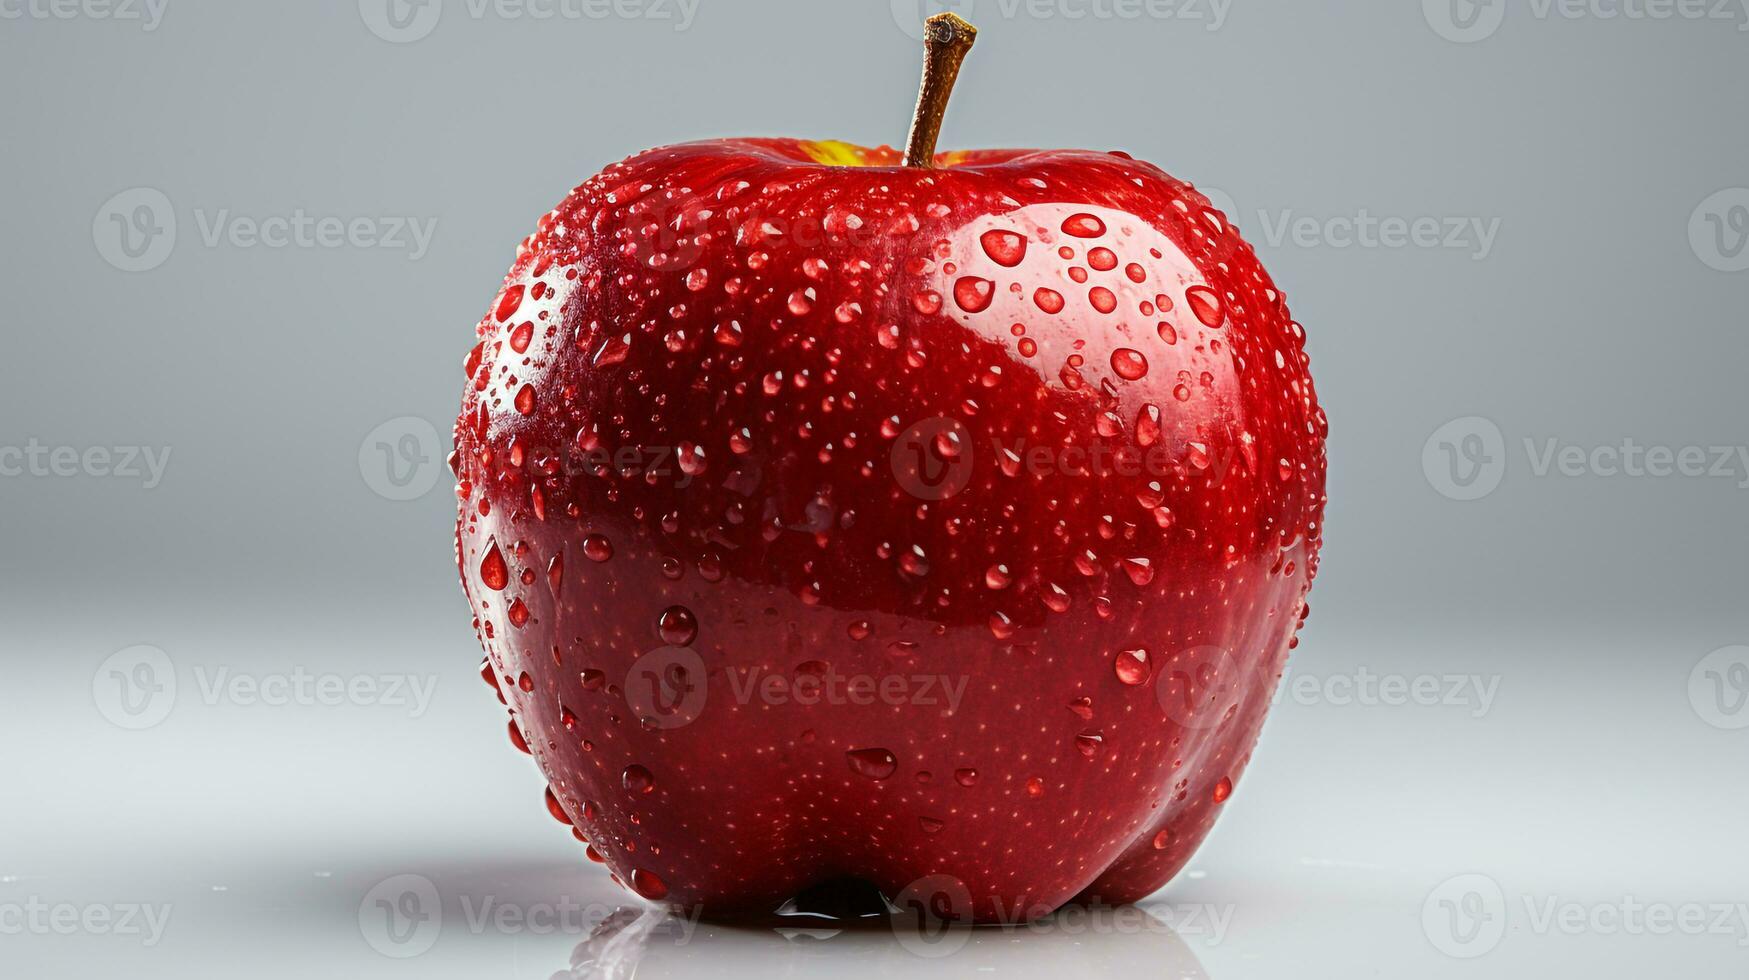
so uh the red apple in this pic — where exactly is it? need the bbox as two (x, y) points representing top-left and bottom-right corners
(454, 14), (1325, 923)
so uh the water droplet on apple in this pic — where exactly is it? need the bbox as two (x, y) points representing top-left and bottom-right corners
(1185, 285), (1224, 327)
(979, 228), (1027, 267)
(623, 765), (654, 794)
(887, 640), (919, 658)
(953, 276), (995, 313)
(545, 786), (572, 824)
(479, 541), (509, 591)
(583, 534), (613, 562)
(1111, 348), (1148, 380)
(898, 546), (930, 577)
(1042, 582), (1071, 613)
(677, 442), (707, 476)
(1075, 730), (1104, 758)
(494, 284), (525, 323)
(988, 611), (1015, 639)
(657, 605), (697, 646)
(1061, 213), (1106, 239)
(1115, 648), (1150, 685)
(846, 747), (898, 780)
(630, 868), (668, 900)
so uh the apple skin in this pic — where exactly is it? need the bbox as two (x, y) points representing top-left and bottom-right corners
(454, 139), (1326, 921)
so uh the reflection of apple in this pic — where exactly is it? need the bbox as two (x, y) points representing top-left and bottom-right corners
(455, 13), (1325, 920)
(556, 906), (1213, 980)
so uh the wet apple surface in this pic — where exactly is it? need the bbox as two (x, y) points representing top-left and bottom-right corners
(454, 134), (1326, 921)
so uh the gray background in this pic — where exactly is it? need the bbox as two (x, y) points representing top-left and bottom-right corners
(2, 0), (1746, 977)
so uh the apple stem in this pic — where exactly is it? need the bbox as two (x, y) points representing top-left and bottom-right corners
(902, 13), (977, 169)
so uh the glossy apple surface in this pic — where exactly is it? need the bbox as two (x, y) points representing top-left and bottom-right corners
(454, 138), (1326, 921)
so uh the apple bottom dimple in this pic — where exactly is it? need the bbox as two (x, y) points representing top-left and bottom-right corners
(486, 540), (1304, 922)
